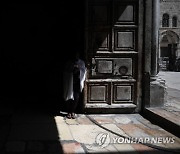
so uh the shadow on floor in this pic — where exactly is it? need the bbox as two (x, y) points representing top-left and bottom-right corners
(0, 108), (64, 153)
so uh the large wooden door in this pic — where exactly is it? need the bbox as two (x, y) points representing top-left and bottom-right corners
(84, 0), (143, 113)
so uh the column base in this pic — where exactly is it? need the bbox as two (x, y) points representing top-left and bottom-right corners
(150, 75), (158, 81)
(150, 77), (167, 107)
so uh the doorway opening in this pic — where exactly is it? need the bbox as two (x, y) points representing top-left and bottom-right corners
(159, 30), (179, 71)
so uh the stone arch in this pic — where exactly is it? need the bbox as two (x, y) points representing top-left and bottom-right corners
(159, 30), (179, 71)
(160, 30), (179, 44)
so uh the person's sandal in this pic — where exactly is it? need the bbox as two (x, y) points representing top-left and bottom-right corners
(71, 113), (76, 119)
(66, 113), (71, 119)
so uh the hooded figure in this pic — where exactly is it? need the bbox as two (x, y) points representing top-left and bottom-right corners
(63, 52), (86, 118)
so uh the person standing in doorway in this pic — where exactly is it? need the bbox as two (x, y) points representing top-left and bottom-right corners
(63, 52), (86, 119)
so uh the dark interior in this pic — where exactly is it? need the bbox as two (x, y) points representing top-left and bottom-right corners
(0, 2), (85, 113)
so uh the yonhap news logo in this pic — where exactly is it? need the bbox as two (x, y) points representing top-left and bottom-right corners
(95, 133), (175, 148)
(95, 133), (111, 148)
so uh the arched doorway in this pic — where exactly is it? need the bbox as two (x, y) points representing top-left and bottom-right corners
(159, 30), (179, 71)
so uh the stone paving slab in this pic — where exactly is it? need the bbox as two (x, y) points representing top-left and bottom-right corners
(0, 113), (180, 154)
(85, 143), (118, 153)
(157, 71), (180, 132)
(76, 116), (94, 125)
(62, 114), (180, 153)
(69, 124), (106, 144)
(61, 141), (85, 154)
(113, 143), (137, 154)
(131, 143), (160, 154)
(56, 123), (74, 141)
(91, 116), (116, 124)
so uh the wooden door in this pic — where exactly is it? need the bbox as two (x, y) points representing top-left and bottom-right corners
(84, 0), (143, 113)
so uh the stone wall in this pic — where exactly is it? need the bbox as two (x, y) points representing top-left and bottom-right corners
(159, 0), (180, 58)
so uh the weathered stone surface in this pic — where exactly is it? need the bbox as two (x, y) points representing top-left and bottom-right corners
(159, 0), (180, 59)
(117, 124), (152, 138)
(76, 116), (94, 125)
(92, 116), (116, 124)
(113, 144), (136, 153)
(65, 118), (79, 125)
(149, 107), (180, 126)
(47, 141), (63, 153)
(69, 125), (105, 144)
(2, 113), (180, 153)
(62, 141), (85, 154)
(54, 116), (66, 124)
(101, 123), (128, 138)
(114, 116), (132, 124)
(56, 124), (74, 141)
(150, 80), (166, 107)
(85, 143), (117, 153)
(131, 143), (157, 153)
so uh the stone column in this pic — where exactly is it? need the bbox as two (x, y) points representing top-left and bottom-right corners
(144, 0), (152, 74)
(149, 0), (166, 107)
(143, 0), (153, 108)
(177, 43), (180, 58)
(151, 0), (160, 79)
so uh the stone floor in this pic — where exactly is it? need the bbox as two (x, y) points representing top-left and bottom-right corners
(144, 72), (180, 137)
(0, 110), (180, 154)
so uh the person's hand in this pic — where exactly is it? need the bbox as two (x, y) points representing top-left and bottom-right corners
(74, 64), (79, 68)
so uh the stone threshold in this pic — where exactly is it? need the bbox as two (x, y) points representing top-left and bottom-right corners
(84, 103), (137, 114)
(142, 107), (180, 138)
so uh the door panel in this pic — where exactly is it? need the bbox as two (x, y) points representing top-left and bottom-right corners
(114, 29), (136, 51)
(90, 30), (111, 52)
(85, 0), (142, 112)
(113, 1), (137, 24)
(113, 83), (134, 103)
(88, 0), (111, 25)
(90, 57), (135, 79)
(87, 82), (111, 104)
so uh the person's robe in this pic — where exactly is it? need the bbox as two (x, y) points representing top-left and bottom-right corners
(63, 59), (86, 101)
